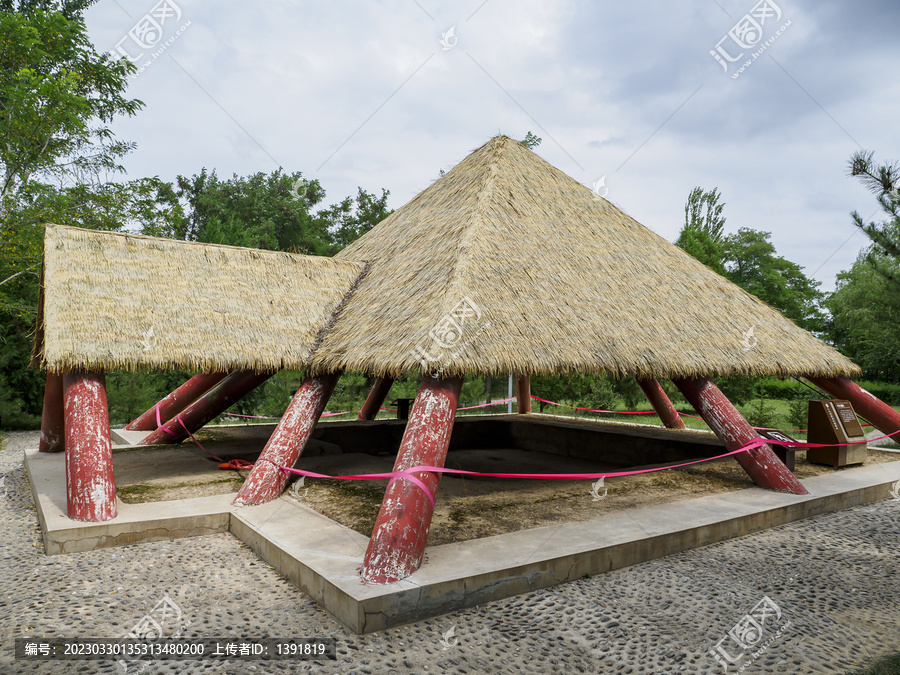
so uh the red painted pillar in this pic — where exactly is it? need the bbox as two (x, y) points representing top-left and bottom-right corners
(233, 372), (342, 506)
(125, 372), (229, 431)
(516, 374), (532, 414)
(358, 376), (395, 420)
(637, 377), (686, 429)
(63, 372), (117, 521)
(807, 376), (900, 436)
(39, 373), (65, 452)
(140, 371), (272, 445)
(361, 376), (463, 584)
(672, 376), (807, 495)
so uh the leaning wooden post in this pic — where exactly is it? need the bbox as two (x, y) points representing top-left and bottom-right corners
(807, 376), (900, 438)
(63, 372), (117, 521)
(357, 376), (394, 420)
(672, 376), (807, 495)
(360, 376), (463, 583)
(233, 372), (342, 506)
(636, 377), (686, 429)
(39, 372), (65, 453)
(140, 371), (272, 445)
(126, 372), (229, 431)
(516, 374), (532, 414)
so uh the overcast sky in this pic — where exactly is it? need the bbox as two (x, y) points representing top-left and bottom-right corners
(85, 0), (900, 291)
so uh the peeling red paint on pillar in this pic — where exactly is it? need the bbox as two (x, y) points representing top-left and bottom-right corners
(516, 374), (532, 414)
(233, 372), (342, 506)
(39, 373), (65, 452)
(636, 377), (686, 429)
(360, 376), (464, 584)
(673, 377), (807, 494)
(63, 372), (116, 521)
(126, 372), (229, 431)
(808, 375), (900, 437)
(140, 371), (272, 445)
(358, 376), (395, 420)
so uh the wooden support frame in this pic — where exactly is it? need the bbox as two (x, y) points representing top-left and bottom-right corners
(673, 376), (807, 495)
(516, 374), (532, 414)
(636, 377), (686, 429)
(126, 372), (229, 431)
(358, 376), (395, 420)
(63, 372), (117, 521)
(140, 371), (272, 445)
(39, 372), (65, 453)
(360, 376), (463, 584)
(233, 372), (342, 506)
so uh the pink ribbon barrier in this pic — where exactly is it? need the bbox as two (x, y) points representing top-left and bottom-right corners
(156, 399), (899, 497)
(529, 395), (656, 415)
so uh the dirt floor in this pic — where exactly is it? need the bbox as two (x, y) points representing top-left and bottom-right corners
(110, 429), (900, 546)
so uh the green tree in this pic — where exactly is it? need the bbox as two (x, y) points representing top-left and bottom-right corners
(846, 150), (900, 283)
(0, 0), (143, 424)
(721, 228), (826, 333)
(315, 186), (391, 254)
(521, 131), (542, 149)
(159, 169), (391, 254)
(675, 187), (726, 274)
(0, 1), (142, 204)
(827, 247), (900, 380)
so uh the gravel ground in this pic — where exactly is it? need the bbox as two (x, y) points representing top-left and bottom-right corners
(1, 431), (898, 675)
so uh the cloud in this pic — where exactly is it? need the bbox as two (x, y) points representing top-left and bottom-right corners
(85, 0), (900, 290)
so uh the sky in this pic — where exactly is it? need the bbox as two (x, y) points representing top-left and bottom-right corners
(84, 0), (900, 291)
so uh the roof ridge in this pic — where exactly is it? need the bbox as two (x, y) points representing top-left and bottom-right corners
(440, 136), (504, 309)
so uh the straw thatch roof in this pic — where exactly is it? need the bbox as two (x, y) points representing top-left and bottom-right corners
(34, 224), (365, 374)
(309, 135), (859, 379)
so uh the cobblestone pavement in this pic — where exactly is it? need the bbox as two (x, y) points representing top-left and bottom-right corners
(2, 431), (898, 674)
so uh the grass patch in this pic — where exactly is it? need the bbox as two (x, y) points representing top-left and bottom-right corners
(117, 477), (243, 503)
(846, 653), (900, 675)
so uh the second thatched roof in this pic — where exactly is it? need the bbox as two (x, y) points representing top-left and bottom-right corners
(309, 135), (859, 379)
(34, 224), (365, 374)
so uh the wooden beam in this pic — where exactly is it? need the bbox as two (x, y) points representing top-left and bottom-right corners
(125, 372), (229, 431)
(357, 376), (394, 420)
(360, 376), (463, 583)
(140, 371), (272, 445)
(636, 377), (686, 429)
(63, 372), (116, 521)
(516, 374), (532, 414)
(673, 376), (807, 495)
(39, 372), (65, 453)
(233, 372), (341, 506)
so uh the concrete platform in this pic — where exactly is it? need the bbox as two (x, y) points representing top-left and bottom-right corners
(23, 442), (900, 634)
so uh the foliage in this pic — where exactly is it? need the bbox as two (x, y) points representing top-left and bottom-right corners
(722, 228), (826, 333)
(146, 169), (391, 255)
(827, 249), (900, 380)
(826, 150), (900, 380)
(675, 188), (826, 333)
(855, 380), (900, 406)
(315, 186), (391, 254)
(714, 376), (756, 406)
(675, 187), (727, 273)
(676, 225), (726, 274)
(846, 149), (900, 284)
(744, 398), (779, 429)
(753, 376), (799, 400)
(787, 387), (816, 431)
(846, 652), (900, 675)
(521, 131), (542, 149)
(0, 1), (141, 203)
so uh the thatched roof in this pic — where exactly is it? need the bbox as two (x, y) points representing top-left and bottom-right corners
(34, 224), (365, 374)
(310, 135), (859, 379)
